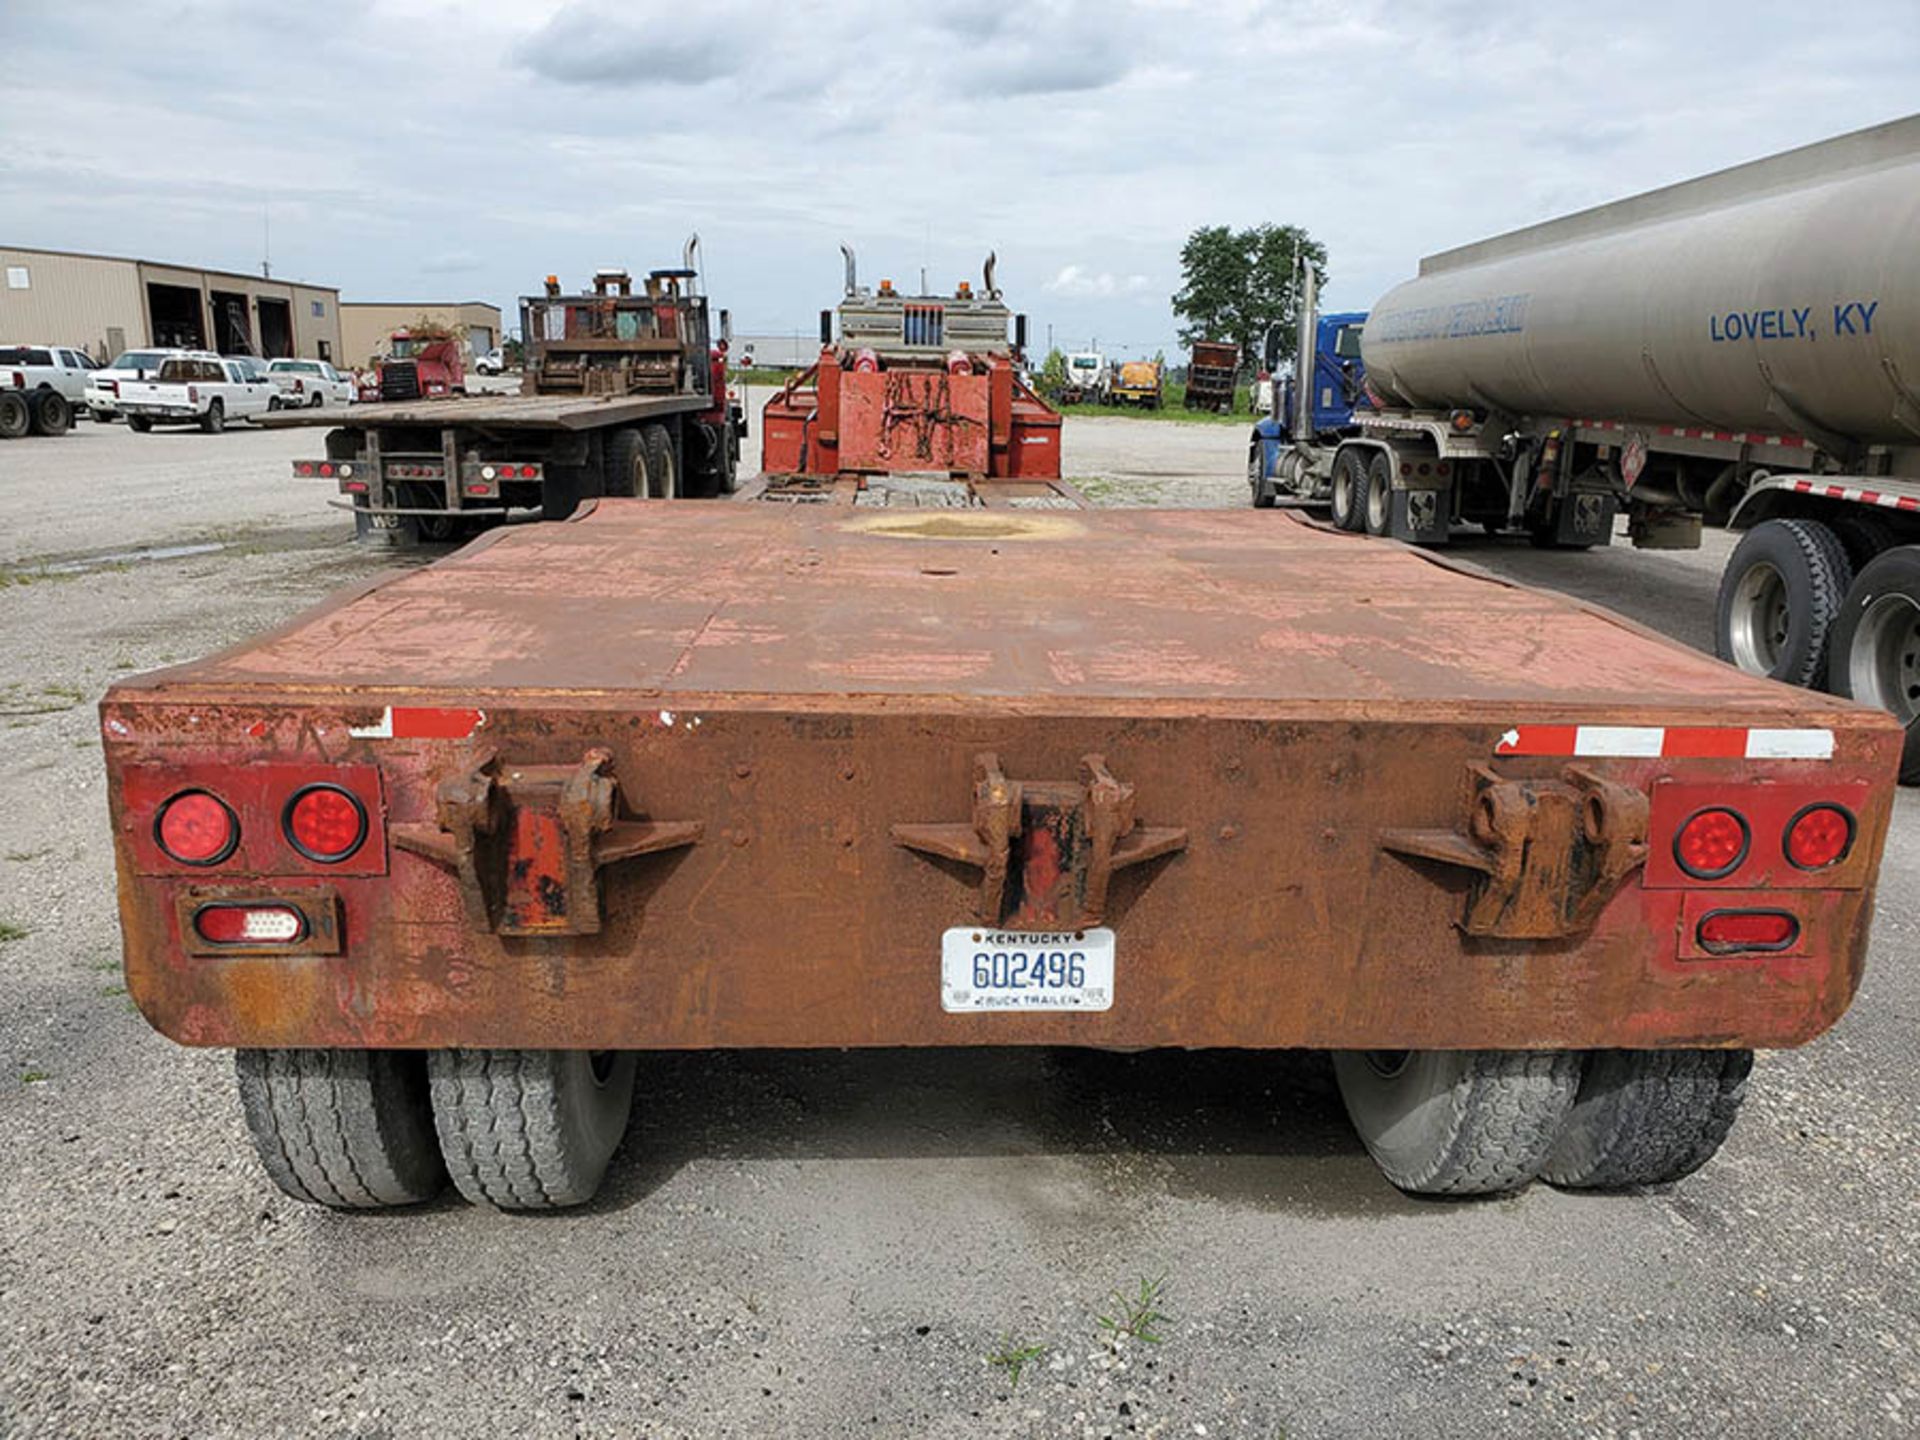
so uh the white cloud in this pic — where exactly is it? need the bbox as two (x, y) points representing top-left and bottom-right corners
(1046, 266), (1153, 298)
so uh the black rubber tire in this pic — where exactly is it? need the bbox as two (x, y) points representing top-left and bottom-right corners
(0, 390), (29, 440)
(309, 390), (325, 408)
(1333, 1049), (1581, 1196)
(1830, 545), (1920, 783)
(29, 389), (71, 437)
(1714, 518), (1852, 690)
(201, 398), (225, 434)
(1831, 512), (1899, 573)
(641, 424), (678, 498)
(429, 1049), (637, 1210)
(126, 415), (153, 434)
(1249, 446), (1276, 508)
(1363, 450), (1393, 537)
(604, 426), (647, 498)
(235, 1049), (446, 1208)
(1543, 1049), (1753, 1189)
(1330, 449), (1368, 532)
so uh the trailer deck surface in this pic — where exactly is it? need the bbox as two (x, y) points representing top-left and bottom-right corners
(131, 502), (1873, 717)
(105, 501), (1900, 1056)
(260, 391), (706, 432)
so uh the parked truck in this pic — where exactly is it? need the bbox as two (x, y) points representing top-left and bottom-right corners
(269, 241), (741, 541)
(103, 481), (1900, 1211)
(1183, 340), (1239, 412)
(760, 247), (1062, 493)
(1109, 358), (1164, 409)
(118, 354), (279, 433)
(1060, 350), (1109, 404)
(1249, 114), (1920, 779)
(0, 343), (89, 438)
(375, 329), (465, 402)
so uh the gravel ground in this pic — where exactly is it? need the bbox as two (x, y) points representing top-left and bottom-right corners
(1, 410), (1915, 1438)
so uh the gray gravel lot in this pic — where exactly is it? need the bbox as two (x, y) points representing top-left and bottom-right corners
(1, 410), (1915, 1438)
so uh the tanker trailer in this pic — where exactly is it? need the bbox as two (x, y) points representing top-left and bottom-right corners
(1286, 114), (1920, 777)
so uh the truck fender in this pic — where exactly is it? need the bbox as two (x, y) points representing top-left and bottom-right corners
(1727, 472), (1920, 543)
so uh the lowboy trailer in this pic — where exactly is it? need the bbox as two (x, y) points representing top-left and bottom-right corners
(103, 496), (1900, 1209)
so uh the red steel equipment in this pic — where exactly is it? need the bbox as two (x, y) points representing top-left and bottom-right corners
(103, 499), (1901, 1212)
(376, 330), (466, 402)
(762, 248), (1061, 488)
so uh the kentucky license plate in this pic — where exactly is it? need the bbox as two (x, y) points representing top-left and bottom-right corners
(940, 928), (1115, 1013)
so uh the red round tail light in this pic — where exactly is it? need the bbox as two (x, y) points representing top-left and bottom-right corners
(1785, 804), (1854, 870)
(156, 791), (239, 866)
(1674, 807), (1749, 879)
(284, 784), (367, 862)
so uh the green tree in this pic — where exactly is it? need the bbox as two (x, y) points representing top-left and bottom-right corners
(1171, 224), (1328, 370)
(1037, 346), (1069, 399)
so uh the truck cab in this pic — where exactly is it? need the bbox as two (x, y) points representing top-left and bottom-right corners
(1250, 310), (1369, 497)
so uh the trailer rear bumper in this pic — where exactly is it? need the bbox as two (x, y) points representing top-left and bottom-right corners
(103, 697), (1897, 1054)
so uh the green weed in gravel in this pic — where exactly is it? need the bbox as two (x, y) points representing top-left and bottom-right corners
(1097, 1274), (1171, 1345)
(986, 1336), (1048, 1388)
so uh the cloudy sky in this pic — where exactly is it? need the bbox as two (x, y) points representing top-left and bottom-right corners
(3, 0), (1914, 357)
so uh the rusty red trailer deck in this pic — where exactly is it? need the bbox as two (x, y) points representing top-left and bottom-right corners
(104, 502), (1900, 1054)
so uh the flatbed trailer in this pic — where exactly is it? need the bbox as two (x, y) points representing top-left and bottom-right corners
(103, 501), (1900, 1209)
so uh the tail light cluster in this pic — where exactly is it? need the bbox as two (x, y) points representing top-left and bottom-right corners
(155, 782), (368, 866)
(293, 460), (357, 479)
(1650, 781), (1869, 960)
(1672, 802), (1854, 879)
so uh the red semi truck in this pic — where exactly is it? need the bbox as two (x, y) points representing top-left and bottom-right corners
(102, 495), (1900, 1211)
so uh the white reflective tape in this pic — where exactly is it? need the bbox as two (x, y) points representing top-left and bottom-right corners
(1745, 728), (1834, 759)
(1573, 725), (1665, 757)
(348, 707), (394, 739)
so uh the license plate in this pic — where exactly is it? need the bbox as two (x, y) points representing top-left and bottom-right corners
(940, 927), (1115, 1013)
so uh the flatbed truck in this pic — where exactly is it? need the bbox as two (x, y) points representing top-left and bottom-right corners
(269, 247), (741, 541)
(103, 496), (1900, 1210)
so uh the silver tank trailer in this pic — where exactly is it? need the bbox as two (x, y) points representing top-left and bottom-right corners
(1362, 115), (1920, 452)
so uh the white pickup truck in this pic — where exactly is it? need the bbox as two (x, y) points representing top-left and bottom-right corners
(266, 357), (354, 409)
(118, 355), (278, 433)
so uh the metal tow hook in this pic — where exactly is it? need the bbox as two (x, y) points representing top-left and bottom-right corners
(893, 752), (1188, 929)
(392, 747), (702, 937)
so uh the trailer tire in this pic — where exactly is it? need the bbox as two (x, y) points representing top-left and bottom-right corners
(201, 399), (225, 435)
(1831, 513), (1899, 573)
(29, 389), (71, 437)
(235, 1048), (446, 1209)
(429, 1049), (636, 1210)
(126, 415), (152, 434)
(1332, 1049), (1580, 1196)
(605, 427), (647, 498)
(1541, 1049), (1752, 1189)
(642, 424), (678, 498)
(0, 390), (29, 440)
(1715, 518), (1851, 689)
(1830, 545), (1920, 783)
(1363, 451), (1393, 537)
(1330, 450), (1367, 531)
(1249, 446), (1275, 508)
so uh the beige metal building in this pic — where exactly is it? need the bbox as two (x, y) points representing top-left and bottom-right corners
(338, 301), (504, 369)
(0, 245), (342, 362)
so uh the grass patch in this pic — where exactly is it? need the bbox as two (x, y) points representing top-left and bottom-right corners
(20, 1071), (49, 1085)
(986, 1336), (1048, 1388)
(0, 920), (28, 943)
(1097, 1274), (1172, 1345)
(5, 848), (51, 862)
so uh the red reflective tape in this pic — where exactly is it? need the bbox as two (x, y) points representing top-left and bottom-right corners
(1859, 490), (1882, 506)
(1495, 724), (1578, 756)
(390, 706), (485, 739)
(1660, 727), (1747, 759)
(1897, 497), (1920, 512)
(1792, 480), (1815, 493)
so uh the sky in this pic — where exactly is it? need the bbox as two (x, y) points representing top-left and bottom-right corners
(2, 0), (1915, 359)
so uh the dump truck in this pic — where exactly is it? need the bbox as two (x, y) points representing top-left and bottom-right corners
(102, 488), (1900, 1212)
(760, 248), (1061, 494)
(1183, 340), (1239, 412)
(1249, 115), (1920, 779)
(374, 330), (465, 402)
(268, 239), (740, 541)
(1109, 358), (1163, 410)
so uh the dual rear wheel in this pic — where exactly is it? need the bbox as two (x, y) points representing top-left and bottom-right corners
(1332, 1046), (1753, 1196)
(236, 1046), (636, 1211)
